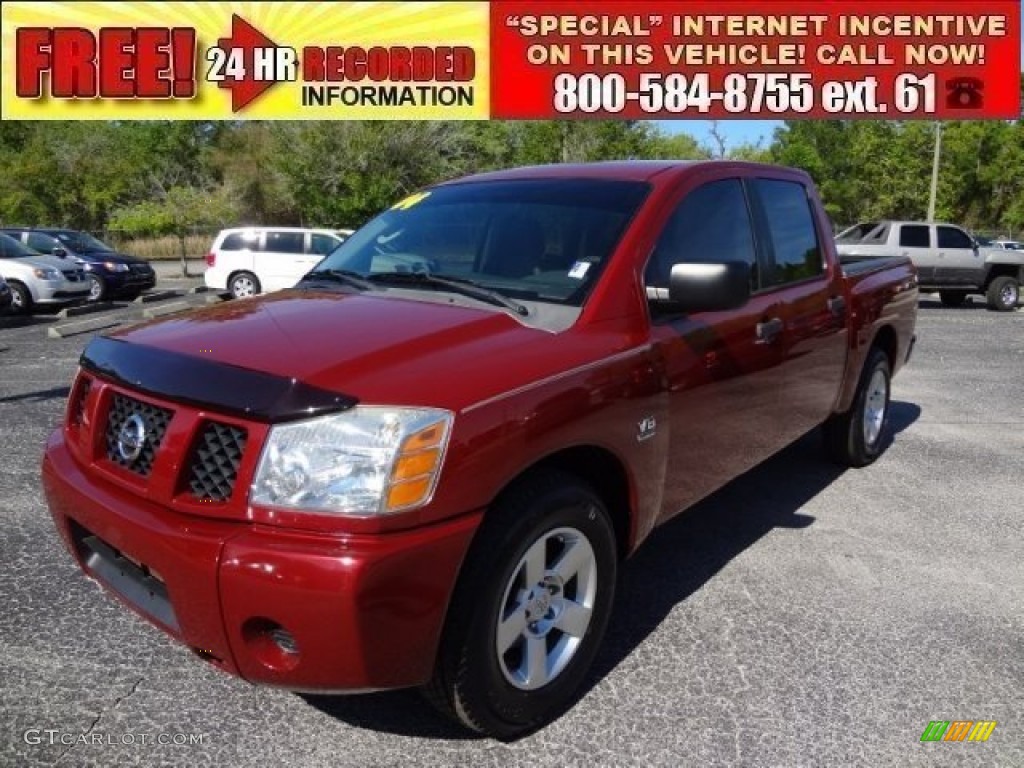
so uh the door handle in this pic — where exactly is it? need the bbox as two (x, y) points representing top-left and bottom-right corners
(756, 317), (784, 343)
(827, 296), (847, 317)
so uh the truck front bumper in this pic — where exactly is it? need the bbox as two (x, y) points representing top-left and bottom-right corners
(43, 430), (481, 691)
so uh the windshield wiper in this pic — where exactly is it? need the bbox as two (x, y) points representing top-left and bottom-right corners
(299, 268), (376, 291)
(367, 272), (529, 316)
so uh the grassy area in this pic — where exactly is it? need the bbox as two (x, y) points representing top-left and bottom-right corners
(103, 233), (214, 261)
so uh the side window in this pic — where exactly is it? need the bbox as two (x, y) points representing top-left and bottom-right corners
(264, 231), (306, 255)
(645, 179), (757, 291)
(309, 233), (339, 256)
(937, 226), (973, 249)
(899, 225), (931, 248)
(753, 179), (824, 286)
(27, 233), (56, 252)
(220, 232), (259, 251)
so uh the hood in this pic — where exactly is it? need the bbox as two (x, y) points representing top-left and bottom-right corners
(71, 250), (146, 265)
(0, 252), (85, 274)
(108, 290), (585, 411)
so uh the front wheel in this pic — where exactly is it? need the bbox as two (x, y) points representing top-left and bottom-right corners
(87, 274), (106, 302)
(425, 471), (617, 739)
(986, 276), (1019, 312)
(823, 347), (892, 467)
(8, 282), (32, 315)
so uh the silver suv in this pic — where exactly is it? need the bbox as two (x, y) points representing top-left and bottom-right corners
(0, 232), (90, 313)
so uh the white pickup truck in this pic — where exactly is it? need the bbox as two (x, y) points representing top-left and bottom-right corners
(836, 220), (1023, 311)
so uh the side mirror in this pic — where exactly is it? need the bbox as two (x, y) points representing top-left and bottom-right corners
(52, 246), (67, 258)
(660, 261), (751, 313)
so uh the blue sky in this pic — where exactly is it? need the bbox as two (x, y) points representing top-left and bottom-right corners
(655, 120), (781, 148)
(657, 5), (1024, 149)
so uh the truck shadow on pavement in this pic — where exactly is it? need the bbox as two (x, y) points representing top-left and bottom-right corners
(301, 401), (920, 740)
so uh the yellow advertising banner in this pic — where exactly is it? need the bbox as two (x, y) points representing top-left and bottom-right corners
(1, 1), (490, 119)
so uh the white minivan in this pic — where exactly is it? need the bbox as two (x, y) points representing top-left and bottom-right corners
(204, 227), (353, 298)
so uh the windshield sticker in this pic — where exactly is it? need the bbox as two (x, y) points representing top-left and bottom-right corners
(568, 261), (591, 280)
(391, 191), (431, 211)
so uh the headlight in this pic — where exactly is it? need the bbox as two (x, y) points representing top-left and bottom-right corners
(103, 261), (130, 272)
(251, 406), (452, 516)
(33, 267), (61, 281)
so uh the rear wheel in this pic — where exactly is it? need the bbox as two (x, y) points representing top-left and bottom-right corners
(985, 276), (1019, 311)
(229, 271), (260, 299)
(824, 347), (892, 467)
(8, 282), (32, 315)
(939, 290), (968, 307)
(425, 470), (617, 739)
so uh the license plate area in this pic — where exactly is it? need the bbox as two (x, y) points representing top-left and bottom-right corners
(69, 520), (180, 633)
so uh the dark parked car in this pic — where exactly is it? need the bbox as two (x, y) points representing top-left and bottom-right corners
(1, 228), (156, 301)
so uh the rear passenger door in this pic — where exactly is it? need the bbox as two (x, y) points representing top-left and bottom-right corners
(896, 224), (936, 282)
(748, 178), (847, 443)
(255, 231), (309, 291)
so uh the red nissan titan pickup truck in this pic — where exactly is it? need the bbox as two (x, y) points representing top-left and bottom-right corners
(43, 161), (918, 738)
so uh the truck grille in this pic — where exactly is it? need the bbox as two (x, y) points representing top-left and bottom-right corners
(104, 394), (173, 476)
(188, 422), (247, 501)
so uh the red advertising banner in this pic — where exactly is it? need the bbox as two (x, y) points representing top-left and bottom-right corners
(490, 1), (1022, 119)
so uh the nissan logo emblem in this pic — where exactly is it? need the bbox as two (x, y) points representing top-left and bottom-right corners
(116, 413), (147, 463)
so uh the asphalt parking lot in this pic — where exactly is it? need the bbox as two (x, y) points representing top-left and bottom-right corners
(1, 292), (1021, 768)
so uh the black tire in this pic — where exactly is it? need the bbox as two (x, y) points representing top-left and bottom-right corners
(425, 470), (617, 739)
(823, 347), (892, 467)
(229, 271), (261, 299)
(8, 282), (32, 315)
(939, 290), (968, 307)
(87, 274), (106, 302)
(985, 276), (1019, 312)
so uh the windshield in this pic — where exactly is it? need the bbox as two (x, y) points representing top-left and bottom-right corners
(55, 231), (114, 252)
(0, 232), (44, 259)
(314, 179), (650, 306)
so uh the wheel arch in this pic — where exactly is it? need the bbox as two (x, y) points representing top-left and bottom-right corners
(983, 263), (1024, 286)
(488, 445), (635, 561)
(871, 324), (898, 370)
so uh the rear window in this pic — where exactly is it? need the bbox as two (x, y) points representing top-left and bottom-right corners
(899, 226), (931, 248)
(836, 221), (887, 244)
(754, 179), (824, 285)
(219, 232), (260, 251)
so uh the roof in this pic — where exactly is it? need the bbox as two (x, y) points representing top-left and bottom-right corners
(442, 160), (805, 186)
(445, 160), (700, 184)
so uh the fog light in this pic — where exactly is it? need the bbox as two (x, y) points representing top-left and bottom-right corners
(242, 618), (301, 671)
(270, 626), (299, 656)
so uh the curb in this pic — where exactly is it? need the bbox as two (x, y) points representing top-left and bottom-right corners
(57, 302), (116, 319)
(48, 315), (122, 339)
(134, 290), (184, 305)
(142, 301), (191, 319)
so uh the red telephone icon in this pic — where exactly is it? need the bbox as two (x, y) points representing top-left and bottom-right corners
(945, 77), (984, 109)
